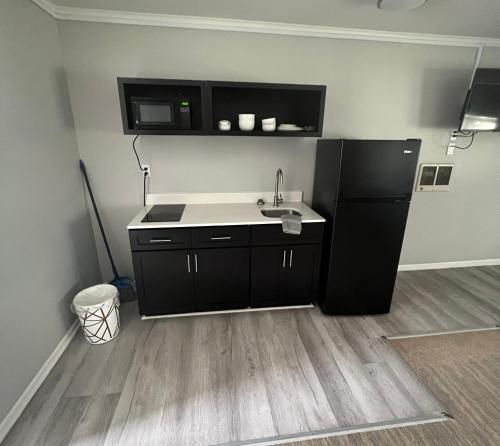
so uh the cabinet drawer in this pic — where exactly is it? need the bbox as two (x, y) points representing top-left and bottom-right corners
(192, 226), (250, 248)
(251, 223), (324, 246)
(129, 228), (192, 251)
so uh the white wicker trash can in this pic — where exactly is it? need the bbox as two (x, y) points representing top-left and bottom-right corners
(72, 284), (120, 344)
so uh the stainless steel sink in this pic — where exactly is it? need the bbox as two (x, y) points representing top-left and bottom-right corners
(260, 208), (302, 218)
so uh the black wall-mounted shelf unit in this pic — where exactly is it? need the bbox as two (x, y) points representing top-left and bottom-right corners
(118, 78), (208, 135)
(118, 78), (326, 137)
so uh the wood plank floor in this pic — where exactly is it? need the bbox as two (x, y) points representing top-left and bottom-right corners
(288, 329), (500, 446)
(3, 266), (500, 446)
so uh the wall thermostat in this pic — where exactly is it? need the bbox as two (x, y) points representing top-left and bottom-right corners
(416, 164), (454, 192)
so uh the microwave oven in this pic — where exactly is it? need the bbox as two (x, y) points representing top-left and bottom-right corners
(131, 97), (191, 130)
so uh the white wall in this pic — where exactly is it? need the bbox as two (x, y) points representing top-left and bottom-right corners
(0, 0), (100, 426)
(405, 47), (500, 264)
(57, 21), (500, 278)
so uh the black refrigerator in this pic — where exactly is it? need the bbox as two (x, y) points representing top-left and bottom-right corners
(312, 139), (421, 315)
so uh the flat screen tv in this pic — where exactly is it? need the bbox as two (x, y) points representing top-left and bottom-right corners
(459, 68), (500, 132)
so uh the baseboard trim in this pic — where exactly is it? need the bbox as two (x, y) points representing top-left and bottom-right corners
(0, 319), (80, 444)
(398, 258), (500, 271)
(141, 304), (315, 320)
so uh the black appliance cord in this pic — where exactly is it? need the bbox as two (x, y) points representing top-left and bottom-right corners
(454, 131), (476, 150)
(132, 135), (143, 170)
(132, 135), (148, 206)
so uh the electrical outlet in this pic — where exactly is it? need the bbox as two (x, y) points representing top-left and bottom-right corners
(446, 131), (457, 155)
(141, 164), (151, 177)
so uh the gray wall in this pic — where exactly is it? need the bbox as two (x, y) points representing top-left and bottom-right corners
(57, 21), (500, 278)
(0, 0), (100, 425)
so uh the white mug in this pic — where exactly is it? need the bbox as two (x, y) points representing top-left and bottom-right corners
(239, 120), (255, 131)
(238, 113), (255, 121)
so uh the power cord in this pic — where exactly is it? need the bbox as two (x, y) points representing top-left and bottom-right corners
(143, 170), (147, 206)
(132, 135), (142, 170)
(455, 130), (474, 137)
(453, 131), (476, 150)
(132, 135), (148, 206)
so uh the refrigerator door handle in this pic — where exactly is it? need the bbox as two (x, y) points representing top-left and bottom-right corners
(289, 249), (293, 268)
(282, 249), (287, 268)
(340, 194), (411, 203)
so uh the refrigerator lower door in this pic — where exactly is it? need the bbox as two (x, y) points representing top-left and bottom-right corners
(321, 200), (410, 315)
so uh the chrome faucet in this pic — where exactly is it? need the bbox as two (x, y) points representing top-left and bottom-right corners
(273, 168), (284, 207)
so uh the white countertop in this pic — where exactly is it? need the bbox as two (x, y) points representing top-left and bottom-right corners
(127, 201), (325, 229)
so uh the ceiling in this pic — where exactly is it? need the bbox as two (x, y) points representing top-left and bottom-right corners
(50, 0), (500, 38)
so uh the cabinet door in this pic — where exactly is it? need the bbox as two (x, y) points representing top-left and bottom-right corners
(194, 248), (249, 311)
(135, 250), (195, 316)
(285, 245), (321, 305)
(250, 246), (286, 307)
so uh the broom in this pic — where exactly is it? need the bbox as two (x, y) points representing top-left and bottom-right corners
(79, 160), (136, 294)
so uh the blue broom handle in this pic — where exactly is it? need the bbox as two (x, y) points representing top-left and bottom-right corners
(79, 160), (119, 278)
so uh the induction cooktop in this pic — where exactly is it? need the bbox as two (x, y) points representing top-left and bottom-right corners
(141, 204), (186, 223)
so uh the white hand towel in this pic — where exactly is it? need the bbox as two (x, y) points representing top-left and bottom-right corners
(281, 214), (302, 235)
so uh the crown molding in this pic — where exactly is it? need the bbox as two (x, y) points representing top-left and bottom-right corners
(32, 0), (58, 17)
(32, 0), (500, 48)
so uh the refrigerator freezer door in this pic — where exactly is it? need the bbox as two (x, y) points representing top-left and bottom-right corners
(321, 200), (410, 315)
(338, 140), (420, 200)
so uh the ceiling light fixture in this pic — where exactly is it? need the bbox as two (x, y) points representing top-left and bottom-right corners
(377, 0), (428, 11)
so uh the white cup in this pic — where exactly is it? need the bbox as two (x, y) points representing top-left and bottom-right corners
(238, 114), (255, 121)
(238, 113), (255, 131)
(239, 120), (255, 131)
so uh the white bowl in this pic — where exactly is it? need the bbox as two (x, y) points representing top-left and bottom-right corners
(262, 117), (276, 124)
(239, 121), (255, 131)
(238, 114), (255, 120)
(262, 123), (276, 132)
(218, 120), (231, 131)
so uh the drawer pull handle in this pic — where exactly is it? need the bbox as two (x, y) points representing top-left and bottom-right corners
(282, 250), (286, 269)
(149, 239), (172, 243)
(187, 254), (191, 273)
(289, 248), (293, 268)
(210, 236), (232, 240)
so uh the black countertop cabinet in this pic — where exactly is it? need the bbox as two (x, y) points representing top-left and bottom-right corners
(250, 244), (322, 308)
(194, 247), (250, 312)
(284, 244), (322, 305)
(129, 223), (323, 317)
(133, 250), (195, 316)
(250, 246), (285, 308)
